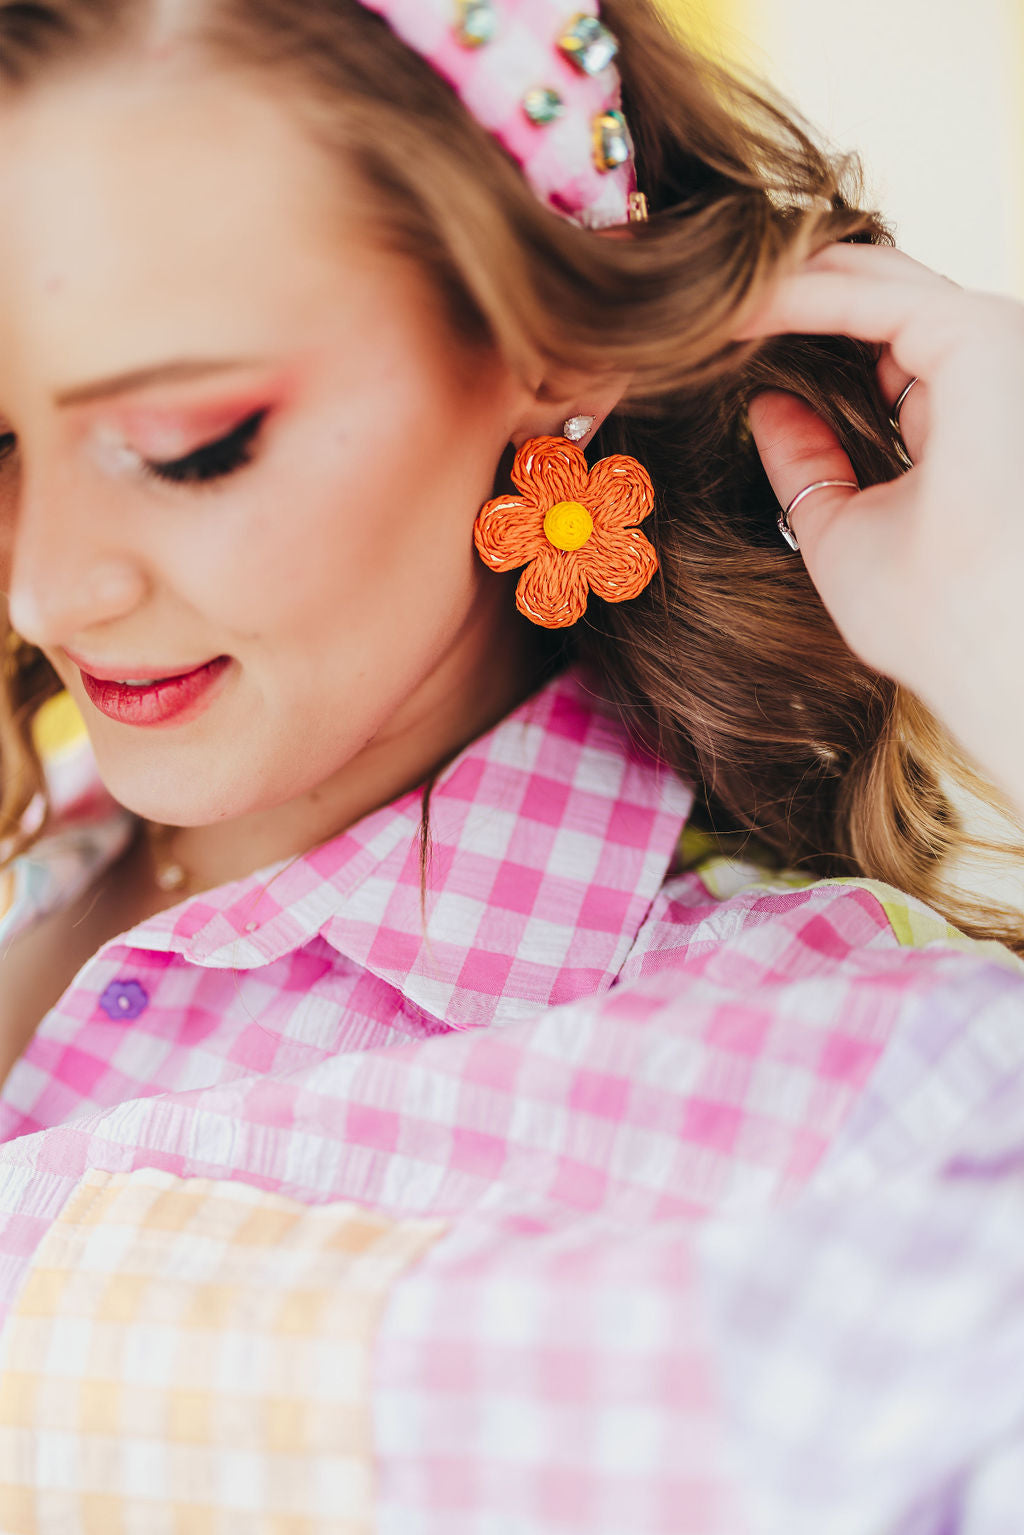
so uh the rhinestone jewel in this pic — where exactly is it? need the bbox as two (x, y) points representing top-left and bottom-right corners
(593, 108), (633, 173)
(562, 414), (595, 443)
(454, 0), (497, 47)
(557, 13), (619, 76)
(523, 86), (565, 126)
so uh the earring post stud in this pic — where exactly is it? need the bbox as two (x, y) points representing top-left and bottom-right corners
(563, 415), (595, 443)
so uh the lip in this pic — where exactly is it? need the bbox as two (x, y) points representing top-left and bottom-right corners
(64, 649), (217, 684)
(76, 655), (232, 728)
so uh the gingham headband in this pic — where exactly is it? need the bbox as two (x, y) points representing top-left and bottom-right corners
(356, 1), (639, 229)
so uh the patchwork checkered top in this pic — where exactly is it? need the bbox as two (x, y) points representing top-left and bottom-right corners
(0, 664), (1023, 1533)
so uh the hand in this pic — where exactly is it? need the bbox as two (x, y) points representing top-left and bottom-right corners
(740, 242), (1024, 819)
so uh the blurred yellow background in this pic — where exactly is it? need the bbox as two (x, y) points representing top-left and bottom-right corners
(660, 0), (1024, 300)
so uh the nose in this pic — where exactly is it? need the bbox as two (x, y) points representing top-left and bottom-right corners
(4, 470), (150, 648)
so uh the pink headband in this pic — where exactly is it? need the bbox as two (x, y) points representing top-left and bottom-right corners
(355, 1), (638, 229)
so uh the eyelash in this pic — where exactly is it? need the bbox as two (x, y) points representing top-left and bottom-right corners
(0, 408), (269, 489)
(139, 409), (270, 488)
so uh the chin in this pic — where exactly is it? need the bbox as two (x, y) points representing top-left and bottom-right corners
(85, 742), (253, 828)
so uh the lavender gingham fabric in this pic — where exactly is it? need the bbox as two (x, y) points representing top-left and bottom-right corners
(1, 663), (1024, 1531)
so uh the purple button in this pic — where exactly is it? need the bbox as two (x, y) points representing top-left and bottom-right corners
(98, 980), (149, 1021)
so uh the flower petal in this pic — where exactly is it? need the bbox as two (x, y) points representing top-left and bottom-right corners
(584, 455), (655, 532)
(474, 495), (546, 572)
(515, 547), (590, 629)
(511, 436), (589, 505)
(580, 526), (659, 604)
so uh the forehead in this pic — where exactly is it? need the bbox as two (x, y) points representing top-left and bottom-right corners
(0, 59), (379, 389)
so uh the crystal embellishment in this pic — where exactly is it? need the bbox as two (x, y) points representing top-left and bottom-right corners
(562, 415), (595, 443)
(454, 0), (497, 47)
(558, 14), (619, 76)
(593, 108), (633, 173)
(523, 87), (565, 126)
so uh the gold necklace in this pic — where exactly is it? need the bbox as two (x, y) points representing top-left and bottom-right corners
(142, 820), (191, 895)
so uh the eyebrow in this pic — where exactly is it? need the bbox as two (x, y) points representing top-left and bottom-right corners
(54, 357), (269, 408)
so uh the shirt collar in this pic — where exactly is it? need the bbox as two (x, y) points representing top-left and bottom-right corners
(114, 667), (694, 1028)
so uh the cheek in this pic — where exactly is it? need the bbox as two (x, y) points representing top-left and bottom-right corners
(167, 417), (486, 657)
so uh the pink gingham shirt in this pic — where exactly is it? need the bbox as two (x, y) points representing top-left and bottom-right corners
(1, 664), (1024, 1533)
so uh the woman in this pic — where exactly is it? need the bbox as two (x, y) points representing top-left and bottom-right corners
(0, 0), (1021, 1528)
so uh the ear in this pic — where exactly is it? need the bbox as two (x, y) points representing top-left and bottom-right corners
(508, 371), (631, 453)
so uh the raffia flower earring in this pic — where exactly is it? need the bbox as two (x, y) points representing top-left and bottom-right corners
(473, 435), (658, 629)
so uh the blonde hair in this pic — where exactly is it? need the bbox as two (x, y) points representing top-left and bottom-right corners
(2, 0), (1022, 948)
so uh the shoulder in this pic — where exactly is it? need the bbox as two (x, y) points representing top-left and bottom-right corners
(623, 826), (1024, 993)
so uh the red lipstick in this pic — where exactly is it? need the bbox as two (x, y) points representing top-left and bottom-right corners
(77, 656), (231, 727)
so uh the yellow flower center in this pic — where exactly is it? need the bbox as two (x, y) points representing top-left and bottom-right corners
(543, 501), (594, 552)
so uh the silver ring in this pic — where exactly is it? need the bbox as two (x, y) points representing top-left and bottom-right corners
(890, 375), (920, 431)
(890, 376), (920, 469)
(778, 479), (859, 552)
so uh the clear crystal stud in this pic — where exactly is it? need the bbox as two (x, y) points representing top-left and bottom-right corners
(562, 415), (595, 443)
(593, 109), (633, 173)
(523, 86), (565, 126)
(454, 0), (497, 47)
(558, 14), (619, 76)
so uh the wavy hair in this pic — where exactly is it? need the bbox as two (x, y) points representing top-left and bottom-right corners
(1, 0), (1022, 947)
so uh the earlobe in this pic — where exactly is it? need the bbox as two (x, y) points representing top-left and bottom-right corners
(508, 410), (603, 454)
(508, 368), (632, 455)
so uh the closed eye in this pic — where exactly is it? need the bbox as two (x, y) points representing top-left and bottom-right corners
(0, 410), (270, 489)
(140, 408), (270, 488)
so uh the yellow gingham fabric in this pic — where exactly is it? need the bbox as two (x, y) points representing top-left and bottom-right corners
(0, 1168), (446, 1534)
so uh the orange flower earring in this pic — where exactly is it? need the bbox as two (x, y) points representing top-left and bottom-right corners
(473, 431), (659, 629)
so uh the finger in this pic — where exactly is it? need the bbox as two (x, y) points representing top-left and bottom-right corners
(784, 247), (936, 415)
(747, 389), (860, 554)
(734, 269), (965, 382)
(875, 343), (913, 404)
(804, 241), (962, 291)
(740, 243), (938, 464)
(747, 390), (911, 674)
(875, 348), (927, 464)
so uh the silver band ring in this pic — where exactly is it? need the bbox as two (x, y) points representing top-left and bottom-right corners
(890, 376), (920, 470)
(890, 375), (920, 432)
(778, 479), (859, 552)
